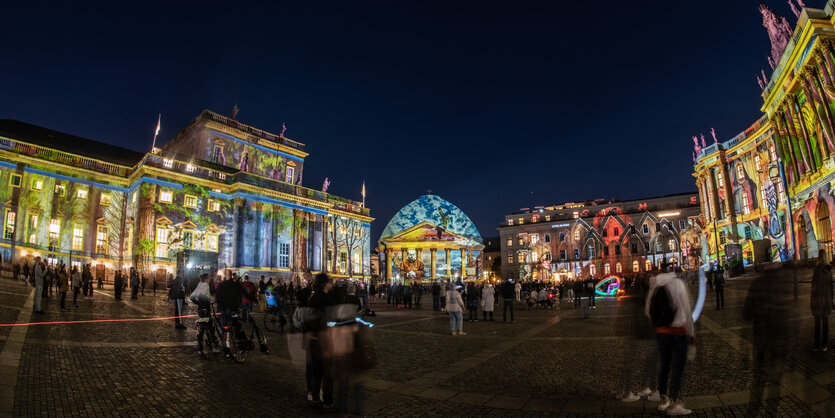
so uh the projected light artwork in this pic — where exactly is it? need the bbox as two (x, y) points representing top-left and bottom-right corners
(594, 276), (621, 296)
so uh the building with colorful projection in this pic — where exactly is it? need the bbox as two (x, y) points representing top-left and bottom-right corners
(498, 194), (701, 282)
(0, 110), (372, 283)
(694, 2), (835, 266)
(377, 194), (483, 283)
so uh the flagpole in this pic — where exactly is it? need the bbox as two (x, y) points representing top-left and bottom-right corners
(151, 114), (161, 152)
(361, 181), (366, 208)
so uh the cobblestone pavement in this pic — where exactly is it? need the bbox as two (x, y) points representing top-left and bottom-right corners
(0, 270), (833, 417)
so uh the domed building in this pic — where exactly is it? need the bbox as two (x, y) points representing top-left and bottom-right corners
(378, 194), (483, 283)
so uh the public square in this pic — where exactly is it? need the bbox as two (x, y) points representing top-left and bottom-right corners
(0, 270), (832, 417)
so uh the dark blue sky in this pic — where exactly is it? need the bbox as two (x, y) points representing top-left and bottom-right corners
(0, 1), (804, 242)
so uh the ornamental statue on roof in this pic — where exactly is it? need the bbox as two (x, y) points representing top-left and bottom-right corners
(760, 4), (794, 66)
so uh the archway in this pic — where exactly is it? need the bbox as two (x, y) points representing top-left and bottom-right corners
(817, 201), (832, 259)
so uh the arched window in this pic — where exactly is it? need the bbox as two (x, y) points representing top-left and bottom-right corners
(616, 262), (622, 273)
(645, 259), (652, 271)
(604, 263), (610, 274)
(589, 264), (596, 276)
(742, 191), (751, 215)
(632, 261), (639, 272)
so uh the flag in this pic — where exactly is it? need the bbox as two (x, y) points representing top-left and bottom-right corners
(361, 181), (366, 207)
(155, 114), (161, 137)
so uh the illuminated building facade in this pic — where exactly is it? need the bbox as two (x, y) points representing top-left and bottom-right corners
(0, 110), (372, 282)
(499, 193), (700, 282)
(695, 2), (835, 265)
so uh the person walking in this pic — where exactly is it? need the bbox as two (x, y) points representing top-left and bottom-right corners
(501, 279), (515, 322)
(714, 266), (725, 310)
(440, 281), (447, 311)
(83, 264), (94, 298)
(812, 250), (833, 352)
(646, 264), (695, 415)
(466, 282), (479, 322)
(171, 272), (187, 329)
(587, 277), (597, 308)
(431, 281), (441, 311)
(481, 283), (495, 321)
(45, 265), (54, 298)
(515, 281), (521, 302)
(33, 257), (45, 314)
(113, 270), (123, 300)
(130, 268), (140, 299)
(58, 266), (69, 311)
(446, 284), (466, 335)
(152, 277), (157, 295)
(71, 266), (82, 308)
(140, 274), (147, 296)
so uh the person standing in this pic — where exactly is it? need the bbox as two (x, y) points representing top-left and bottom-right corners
(587, 277), (596, 308)
(431, 281), (441, 311)
(466, 282), (479, 322)
(369, 282), (377, 306)
(811, 250), (833, 352)
(171, 272), (187, 329)
(714, 266), (725, 310)
(514, 281), (521, 302)
(45, 265), (54, 298)
(140, 273), (147, 296)
(130, 268), (140, 299)
(58, 266), (69, 311)
(113, 270), (123, 300)
(33, 257), (45, 314)
(501, 279), (515, 322)
(71, 266), (82, 308)
(440, 281), (447, 311)
(84, 264), (94, 298)
(645, 264), (695, 415)
(482, 283), (495, 321)
(446, 285), (466, 335)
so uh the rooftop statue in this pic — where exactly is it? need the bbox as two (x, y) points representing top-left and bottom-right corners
(757, 74), (765, 90)
(760, 4), (793, 65)
(322, 177), (330, 192)
(788, 0), (800, 18)
(700, 133), (707, 148)
(767, 55), (776, 70)
(711, 128), (718, 144)
(761, 68), (769, 85)
(280, 122), (287, 137)
(692, 136), (702, 156)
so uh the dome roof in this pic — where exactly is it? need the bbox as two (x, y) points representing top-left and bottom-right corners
(380, 194), (481, 241)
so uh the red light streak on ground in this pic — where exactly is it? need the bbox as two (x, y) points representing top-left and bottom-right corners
(0, 314), (198, 327)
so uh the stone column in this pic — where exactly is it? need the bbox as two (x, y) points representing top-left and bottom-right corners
(430, 249), (437, 278)
(386, 248), (392, 280)
(460, 248), (466, 278)
(445, 248), (451, 277)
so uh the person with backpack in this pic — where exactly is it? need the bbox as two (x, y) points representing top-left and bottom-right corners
(241, 276), (256, 322)
(645, 264), (695, 415)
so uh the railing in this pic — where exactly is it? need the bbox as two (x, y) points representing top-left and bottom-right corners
(204, 111), (306, 152)
(0, 136), (130, 177)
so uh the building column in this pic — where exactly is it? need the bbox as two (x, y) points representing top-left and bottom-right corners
(460, 248), (466, 278)
(430, 249), (437, 278)
(401, 248), (406, 267)
(445, 248), (451, 277)
(385, 248), (392, 280)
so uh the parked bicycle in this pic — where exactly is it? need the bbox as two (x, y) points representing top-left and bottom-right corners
(223, 307), (269, 364)
(263, 289), (293, 332)
(196, 303), (223, 358)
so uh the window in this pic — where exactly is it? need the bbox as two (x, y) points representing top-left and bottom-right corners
(55, 184), (65, 196)
(3, 209), (15, 240)
(131, 191), (136, 204)
(642, 224), (648, 234)
(645, 242), (650, 252)
(545, 215), (551, 221)
(669, 239), (676, 250)
(602, 229), (607, 237)
(519, 238), (524, 246)
(558, 232), (564, 242)
(159, 189), (172, 204)
(655, 223), (661, 232)
(656, 241), (663, 252)
(72, 223), (84, 251)
(588, 246), (595, 258)
(716, 171), (724, 188)
(679, 220), (686, 229)
(633, 261), (639, 272)
(96, 225), (108, 253)
(777, 181), (786, 203)
(530, 234), (540, 245)
(531, 215), (538, 223)
(603, 246), (609, 256)
(185, 164), (195, 173)
(616, 262), (622, 273)
(760, 184), (767, 205)
(212, 145), (224, 164)
(182, 231), (193, 248)
(573, 211), (579, 218)
(26, 213), (38, 244)
(531, 251), (539, 262)
(77, 189), (88, 199)
(339, 251), (348, 274)
(769, 143), (778, 161)
(560, 249), (566, 260)
(744, 225), (751, 240)
(507, 254), (513, 263)
(614, 227), (619, 236)
(31, 178), (43, 190)
(206, 234), (219, 252)
(646, 260), (652, 271)
(49, 219), (60, 242)
(218, 173), (226, 180)
(736, 163), (745, 180)
(507, 219), (514, 226)
(631, 243), (638, 254)
(163, 159), (173, 168)
(615, 245), (621, 255)
(8, 174), (22, 188)
(574, 249), (580, 259)
(99, 193), (112, 206)
(155, 226), (168, 258)
(278, 241), (290, 268)
(208, 200), (221, 212)
(574, 229), (580, 240)
(719, 231), (726, 244)
(590, 264), (596, 276)
(604, 263), (610, 274)
(183, 195), (197, 209)
(754, 155), (761, 171)
(507, 237), (512, 247)
(518, 218), (524, 225)
(285, 166), (295, 184)
(742, 191), (750, 215)
(545, 234), (551, 243)
(353, 252), (362, 274)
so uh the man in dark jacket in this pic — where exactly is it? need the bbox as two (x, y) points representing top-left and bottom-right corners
(714, 267), (725, 310)
(432, 281), (441, 311)
(216, 275), (243, 355)
(501, 279), (515, 322)
(170, 272), (187, 329)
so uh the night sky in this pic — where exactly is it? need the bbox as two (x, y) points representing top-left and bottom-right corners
(0, 1), (805, 242)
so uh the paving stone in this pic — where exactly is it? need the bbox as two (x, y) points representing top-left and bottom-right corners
(483, 394), (528, 409)
(521, 397), (564, 412)
(416, 387), (458, 401)
(449, 392), (491, 405)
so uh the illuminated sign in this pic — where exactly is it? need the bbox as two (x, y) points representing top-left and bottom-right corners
(658, 211), (680, 217)
(638, 203), (647, 210)
(689, 196), (698, 205)
(550, 223), (570, 228)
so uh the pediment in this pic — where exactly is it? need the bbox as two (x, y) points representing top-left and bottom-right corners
(383, 221), (464, 242)
(155, 216), (173, 225)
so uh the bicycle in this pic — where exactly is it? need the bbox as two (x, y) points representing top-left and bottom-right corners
(263, 290), (292, 333)
(222, 306), (270, 364)
(196, 303), (223, 358)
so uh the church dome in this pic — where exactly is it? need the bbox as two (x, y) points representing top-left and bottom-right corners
(380, 194), (481, 242)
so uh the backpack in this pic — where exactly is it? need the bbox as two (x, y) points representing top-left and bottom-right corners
(649, 284), (676, 327)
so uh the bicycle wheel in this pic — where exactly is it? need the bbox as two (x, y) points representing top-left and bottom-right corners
(263, 311), (282, 333)
(198, 325), (213, 358)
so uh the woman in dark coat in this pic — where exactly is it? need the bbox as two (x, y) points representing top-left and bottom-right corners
(812, 250), (833, 351)
(113, 270), (123, 300)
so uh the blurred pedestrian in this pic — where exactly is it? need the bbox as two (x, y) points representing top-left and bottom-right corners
(714, 266), (725, 310)
(113, 270), (123, 300)
(33, 257), (45, 314)
(481, 283), (495, 321)
(71, 266), (81, 308)
(502, 279), (515, 322)
(171, 272), (186, 329)
(58, 266), (69, 311)
(140, 274), (147, 296)
(130, 268), (140, 299)
(811, 250), (833, 352)
(446, 284), (466, 335)
(618, 272), (658, 403)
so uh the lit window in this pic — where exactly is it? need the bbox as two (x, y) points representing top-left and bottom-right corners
(182, 231), (193, 248)
(278, 241), (290, 268)
(131, 192), (136, 203)
(656, 241), (663, 252)
(736, 164), (745, 180)
(155, 226), (168, 258)
(207, 234), (219, 252)
(573, 211), (579, 218)
(574, 229), (580, 240)
(669, 239), (676, 250)
(208, 200), (221, 212)
(646, 259), (652, 271)
(183, 195), (197, 209)
(353, 252), (362, 274)
(285, 166), (295, 184)
(9, 174), (21, 188)
(754, 155), (761, 171)
(769, 144), (778, 161)
(742, 191), (750, 214)
(760, 185), (767, 204)
(185, 164), (195, 173)
(588, 245), (595, 258)
(508, 219), (514, 226)
(96, 225), (108, 253)
(507, 254), (513, 263)
(633, 261), (639, 272)
(590, 264), (596, 276)
(518, 238), (524, 246)
(545, 215), (551, 221)
(49, 219), (60, 242)
(716, 172), (723, 188)
(777, 181), (785, 202)
(100, 193), (112, 206)
(31, 178), (43, 190)
(218, 173), (226, 180)
(72, 223), (84, 251)
(531, 215), (538, 223)
(26, 213), (38, 244)
(77, 189), (88, 200)
(3, 209), (15, 240)
(339, 251), (347, 273)
(163, 159), (173, 168)
(642, 224), (649, 234)
(518, 218), (524, 225)
(159, 190), (172, 204)
(507, 237), (512, 247)
(531, 251), (538, 262)
(530, 234), (539, 245)
(55, 184), (65, 196)
(616, 262), (622, 273)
